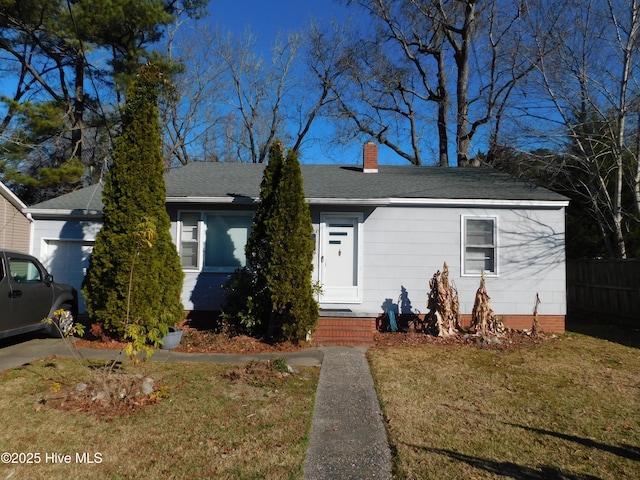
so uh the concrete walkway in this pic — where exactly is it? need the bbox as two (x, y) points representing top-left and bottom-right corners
(303, 347), (392, 479)
(0, 336), (392, 479)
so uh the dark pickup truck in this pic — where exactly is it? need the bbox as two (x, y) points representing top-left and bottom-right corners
(0, 250), (78, 339)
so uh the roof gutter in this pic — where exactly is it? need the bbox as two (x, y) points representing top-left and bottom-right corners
(167, 196), (392, 206)
(166, 196), (258, 204)
(26, 197), (568, 215)
(387, 198), (570, 208)
(168, 197), (567, 207)
(26, 208), (102, 218)
(305, 198), (391, 206)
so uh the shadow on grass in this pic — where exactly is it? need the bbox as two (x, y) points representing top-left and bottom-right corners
(412, 445), (602, 480)
(508, 423), (640, 462)
(566, 318), (640, 350)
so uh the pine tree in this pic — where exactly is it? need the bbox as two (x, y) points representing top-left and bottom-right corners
(244, 142), (318, 341)
(82, 64), (184, 342)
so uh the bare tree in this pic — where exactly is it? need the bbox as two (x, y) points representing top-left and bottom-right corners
(163, 21), (344, 164)
(160, 22), (228, 166)
(507, 0), (640, 258)
(330, 0), (450, 166)
(328, 0), (538, 166)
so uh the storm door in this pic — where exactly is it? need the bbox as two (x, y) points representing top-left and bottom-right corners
(319, 214), (361, 302)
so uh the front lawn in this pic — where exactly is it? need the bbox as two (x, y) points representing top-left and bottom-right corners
(368, 329), (640, 479)
(0, 358), (318, 479)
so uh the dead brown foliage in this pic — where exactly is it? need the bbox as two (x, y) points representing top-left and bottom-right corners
(424, 262), (461, 337)
(373, 330), (555, 350)
(42, 371), (165, 418)
(75, 327), (304, 354)
(221, 360), (293, 387)
(470, 275), (506, 336)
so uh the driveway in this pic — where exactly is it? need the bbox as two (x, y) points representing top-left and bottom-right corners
(0, 334), (71, 372)
(0, 334), (325, 372)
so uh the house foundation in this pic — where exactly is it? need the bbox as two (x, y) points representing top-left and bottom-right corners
(312, 313), (565, 346)
(184, 311), (565, 347)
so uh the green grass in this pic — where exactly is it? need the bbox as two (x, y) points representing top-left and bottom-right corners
(0, 358), (319, 480)
(368, 331), (640, 479)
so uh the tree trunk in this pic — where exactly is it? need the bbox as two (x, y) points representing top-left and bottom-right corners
(435, 51), (450, 167)
(72, 52), (85, 162)
(455, 0), (476, 167)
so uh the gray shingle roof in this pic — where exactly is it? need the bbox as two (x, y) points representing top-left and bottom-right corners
(28, 162), (568, 213)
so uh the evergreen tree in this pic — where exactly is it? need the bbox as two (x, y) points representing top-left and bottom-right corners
(244, 142), (318, 341)
(0, 0), (208, 203)
(243, 142), (285, 331)
(82, 64), (184, 343)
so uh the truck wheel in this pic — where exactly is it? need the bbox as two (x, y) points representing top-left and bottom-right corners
(50, 305), (75, 338)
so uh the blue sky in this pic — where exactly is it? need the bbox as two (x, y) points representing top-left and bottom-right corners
(201, 1), (460, 167)
(207, 0), (351, 42)
(203, 0), (391, 166)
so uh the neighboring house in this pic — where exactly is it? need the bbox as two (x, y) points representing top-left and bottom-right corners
(26, 143), (569, 344)
(0, 181), (32, 252)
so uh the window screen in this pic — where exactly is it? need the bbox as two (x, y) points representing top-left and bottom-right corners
(464, 218), (496, 274)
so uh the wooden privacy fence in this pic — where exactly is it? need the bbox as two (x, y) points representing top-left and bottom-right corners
(567, 259), (640, 325)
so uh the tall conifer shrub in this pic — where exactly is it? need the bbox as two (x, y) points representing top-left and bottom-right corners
(243, 142), (318, 341)
(82, 64), (184, 340)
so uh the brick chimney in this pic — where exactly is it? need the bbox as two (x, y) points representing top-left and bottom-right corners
(363, 141), (378, 173)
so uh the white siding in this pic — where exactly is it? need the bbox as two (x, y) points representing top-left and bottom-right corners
(351, 205), (566, 317)
(30, 218), (101, 259)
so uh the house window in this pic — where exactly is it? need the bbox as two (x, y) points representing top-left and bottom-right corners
(463, 217), (497, 275)
(179, 211), (253, 272)
(180, 213), (200, 269)
(204, 213), (253, 271)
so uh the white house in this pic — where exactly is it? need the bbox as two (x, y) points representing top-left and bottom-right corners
(26, 143), (569, 344)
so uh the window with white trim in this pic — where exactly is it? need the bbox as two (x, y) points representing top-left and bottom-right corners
(463, 217), (497, 275)
(180, 212), (200, 269)
(179, 211), (253, 272)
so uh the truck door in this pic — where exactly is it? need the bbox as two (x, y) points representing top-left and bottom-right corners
(0, 254), (14, 332)
(7, 255), (53, 329)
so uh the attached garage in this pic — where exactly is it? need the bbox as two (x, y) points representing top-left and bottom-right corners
(41, 240), (94, 312)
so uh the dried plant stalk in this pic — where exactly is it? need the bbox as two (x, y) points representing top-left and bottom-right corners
(532, 293), (541, 336)
(470, 274), (505, 337)
(425, 262), (460, 337)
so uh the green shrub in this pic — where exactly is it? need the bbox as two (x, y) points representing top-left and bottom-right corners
(82, 64), (184, 345)
(234, 142), (318, 342)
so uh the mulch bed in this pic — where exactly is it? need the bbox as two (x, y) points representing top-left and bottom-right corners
(373, 330), (557, 350)
(74, 326), (555, 354)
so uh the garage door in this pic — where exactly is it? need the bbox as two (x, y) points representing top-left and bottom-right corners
(42, 240), (94, 313)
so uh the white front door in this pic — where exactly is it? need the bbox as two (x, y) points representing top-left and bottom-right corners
(319, 214), (361, 302)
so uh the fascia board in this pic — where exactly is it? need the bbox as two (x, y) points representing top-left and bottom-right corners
(167, 196), (390, 206)
(170, 196), (569, 207)
(387, 198), (570, 208)
(28, 197), (568, 215)
(305, 198), (390, 206)
(26, 209), (102, 218)
(166, 196), (258, 204)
